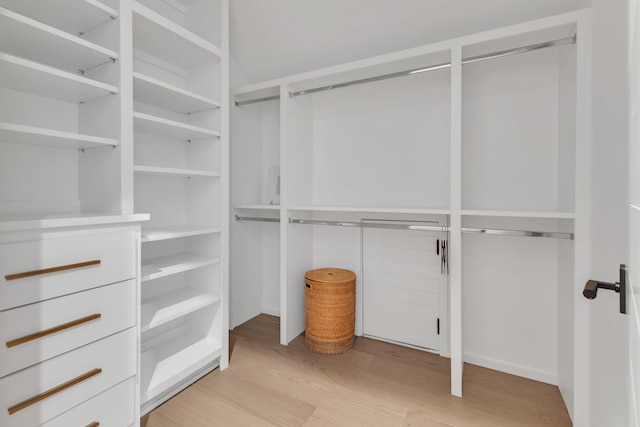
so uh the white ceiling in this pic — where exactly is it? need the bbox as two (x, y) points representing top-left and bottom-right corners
(229, 0), (591, 87)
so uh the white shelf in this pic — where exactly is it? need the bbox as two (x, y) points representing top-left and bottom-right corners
(287, 205), (451, 215)
(142, 225), (222, 242)
(1, 0), (117, 36)
(134, 165), (220, 178)
(133, 112), (220, 141)
(133, 72), (219, 114)
(0, 212), (149, 232)
(132, 1), (221, 69)
(0, 52), (118, 103)
(141, 288), (220, 333)
(0, 122), (117, 149)
(461, 210), (576, 219)
(141, 327), (222, 404)
(141, 253), (220, 282)
(235, 204), (281, 211)
(0, 7), (118, 73)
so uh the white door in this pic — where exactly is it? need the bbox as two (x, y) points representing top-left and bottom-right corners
(629, 0), (640, 423)
(362, 220), (447, 353)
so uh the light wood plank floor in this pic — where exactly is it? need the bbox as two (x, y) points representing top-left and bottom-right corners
(142, 314), (571, 426)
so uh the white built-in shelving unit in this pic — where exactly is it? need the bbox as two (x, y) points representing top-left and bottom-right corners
(231, 9), (591, 422)
(1, 0), (228, 423)
(131, 0), (229, 415)
(0, 0), (150, 425)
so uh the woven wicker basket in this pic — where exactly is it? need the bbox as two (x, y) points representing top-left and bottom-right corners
(304, 268), (356, 354)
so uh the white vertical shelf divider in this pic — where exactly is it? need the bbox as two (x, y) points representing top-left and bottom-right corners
(279, 84), (289, 346)
(572, 9), (593, 426)
(219, 0), (230, 371)
(449, 44), (463, 398)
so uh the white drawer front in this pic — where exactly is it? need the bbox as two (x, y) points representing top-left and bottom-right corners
(0, 328), (136, 427)
(0, 231), (135, 311)
(43, 378), (135, 427)
(0, 280), (135, 378)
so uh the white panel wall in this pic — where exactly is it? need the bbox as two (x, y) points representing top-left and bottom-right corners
(462, 217), (560, 384)
(311, 70), (450, 209)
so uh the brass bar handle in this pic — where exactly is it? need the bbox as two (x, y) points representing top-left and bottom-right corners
(8, 368), (102, 415)
(86, 422), (100, 427)
(5, 260), (101, 281)
(6, 313), (102, 348)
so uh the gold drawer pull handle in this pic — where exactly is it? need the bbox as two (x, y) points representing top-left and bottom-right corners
(6, 313), (102, 348)
(86, 422), (100, 427)
(8, 368), (102, 415)
(5, 260), (101, 281)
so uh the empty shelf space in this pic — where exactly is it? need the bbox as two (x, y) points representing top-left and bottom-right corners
(0, 52), (118, 103)
(132, 1), (221, 69)
(133, 72), (219, 114)
(0, 212), (149, 232)
(141, 288), (220, 332)
(141, 327), (222, 404)
(133, 112), (220, 140)
(1, 0), (117, 36)
(0, 7), (118, 73)
(0, 122), (118, 149)
(141, 252), (220, 282)
(142, 225), (222, 242)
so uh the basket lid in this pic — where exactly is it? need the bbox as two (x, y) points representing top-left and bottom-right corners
(305, 268), (355, 284)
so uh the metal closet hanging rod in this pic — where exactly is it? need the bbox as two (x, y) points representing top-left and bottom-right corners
(233, 35), (576, 105)
(234, 95), (280, 107)
(289, 217), (574, 240)
(235, 215), (280, 223)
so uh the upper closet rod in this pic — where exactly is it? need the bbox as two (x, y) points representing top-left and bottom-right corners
(289, 217), (573, 240)
(235, 95), (280, 107)
(235, 215), (280, 223)
(233, 35), (576, 105)
(289, 35), (576, 98)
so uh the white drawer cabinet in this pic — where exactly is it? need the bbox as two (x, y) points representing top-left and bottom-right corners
(0, 328), (136, 427)
(0, 279), (135, 377)
(0, 230), (136, 311)
(43, 378), (135, 427)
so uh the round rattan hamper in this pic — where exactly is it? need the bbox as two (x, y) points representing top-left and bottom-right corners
(304, 268), (356, 354)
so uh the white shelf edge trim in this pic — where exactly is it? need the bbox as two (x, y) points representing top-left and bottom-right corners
(141, 225), (222, 242)
(0, 51), (119, 94)
(0, 7), (118, 61)
(0, 122), (118, 148)
(133, 111), (220, 139)
(134, 165), (220, 178)
(141, 253), (220, 282)
(133, 72), (220, 109)
(141, 288), (220, 332)
(132, 1), (222, 58)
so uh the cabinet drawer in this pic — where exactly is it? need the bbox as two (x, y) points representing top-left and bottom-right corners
(0, 230), (135, 311)
(0, 328), (136, 427)
(43, 378), (135, 427)
(0, 280), (135, 378)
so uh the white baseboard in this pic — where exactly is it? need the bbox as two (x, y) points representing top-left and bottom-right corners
(261, 306), (280, 317)
(463, 352), (558, 385)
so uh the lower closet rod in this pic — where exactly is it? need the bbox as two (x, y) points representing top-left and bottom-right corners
(289, 217), (574, 240)
(235, 215), (280, 223)
(289, 218), (445, 232)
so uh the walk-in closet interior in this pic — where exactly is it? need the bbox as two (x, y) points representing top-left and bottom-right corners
(0, 0), (633, 425)
(232, 8), (593, 422)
